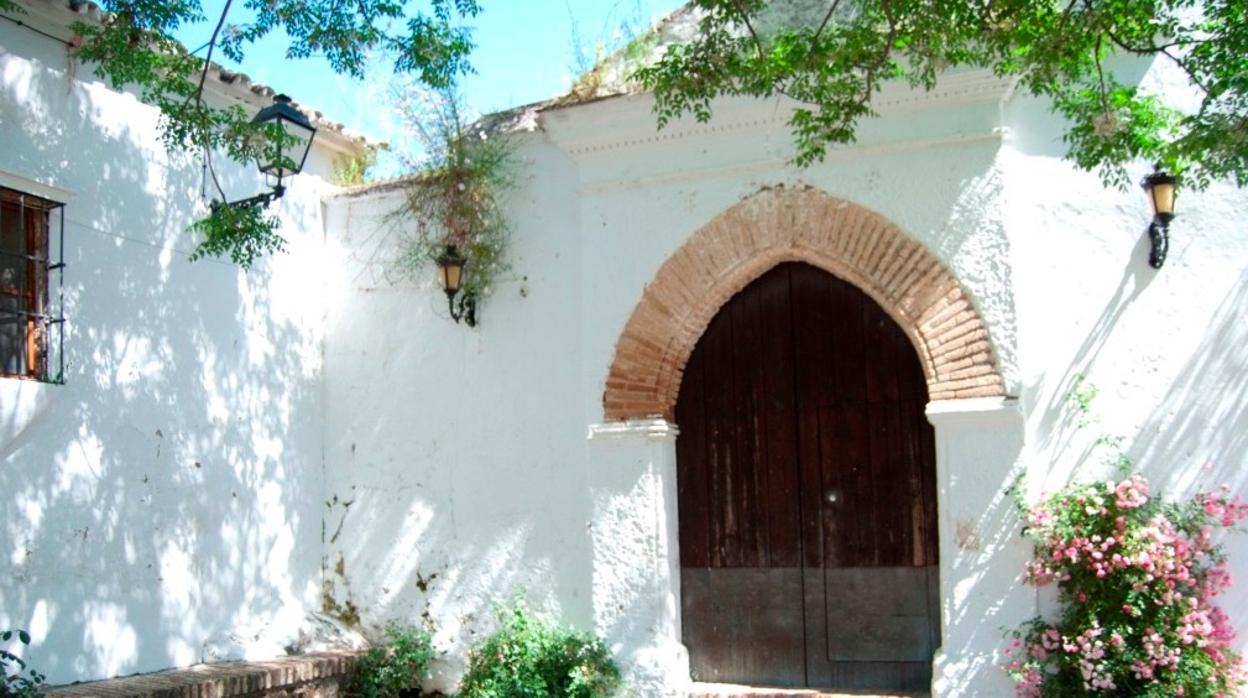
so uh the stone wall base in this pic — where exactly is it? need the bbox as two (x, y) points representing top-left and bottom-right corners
(42, 652), (366, 698)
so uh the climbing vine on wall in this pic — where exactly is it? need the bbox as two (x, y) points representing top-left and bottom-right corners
(388, 86), (515, 303)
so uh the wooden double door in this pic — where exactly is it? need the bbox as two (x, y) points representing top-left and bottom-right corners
(675, 262), (940, 691)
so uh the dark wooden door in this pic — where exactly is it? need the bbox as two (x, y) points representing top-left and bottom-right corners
(676, 262), (939, 691)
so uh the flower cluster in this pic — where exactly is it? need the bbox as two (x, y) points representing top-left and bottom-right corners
(1004, 476), (1247, 696)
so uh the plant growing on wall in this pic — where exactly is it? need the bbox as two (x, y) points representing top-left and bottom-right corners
(635, 1), (1248, 190)
(345, 623), (436, 698)
(37, 0), (481, 267)
(1003, 475), (1247, 696)
(458, 596), (620, 698)
(388, 85), (514, 303)
(1, 629), (45, 698)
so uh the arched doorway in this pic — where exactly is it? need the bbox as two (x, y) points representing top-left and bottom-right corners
(675, 262), (939, 691)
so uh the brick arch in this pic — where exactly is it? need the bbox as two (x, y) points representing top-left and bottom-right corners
(603, 186), (1006, 421)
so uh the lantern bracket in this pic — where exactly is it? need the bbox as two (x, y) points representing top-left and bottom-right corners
(445, 289), (477, 327)
(224, 183), (286, 210)
(1147, 214), (1172, 270)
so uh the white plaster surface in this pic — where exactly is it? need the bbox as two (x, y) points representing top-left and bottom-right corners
(321, 55), (1248, 697)
(0, 14), (348, 682)
(4, 10), (1248, 698)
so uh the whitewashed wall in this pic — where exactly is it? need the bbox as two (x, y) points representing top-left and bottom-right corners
(0, 14), (349, 683)
(324, 56), (1248, 697)
(4, 7), (1245, 694)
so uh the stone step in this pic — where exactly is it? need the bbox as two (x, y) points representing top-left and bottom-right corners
(686, 683), (929, 698)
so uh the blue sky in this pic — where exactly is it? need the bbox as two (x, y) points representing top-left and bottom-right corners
(174, 0), (684, 149)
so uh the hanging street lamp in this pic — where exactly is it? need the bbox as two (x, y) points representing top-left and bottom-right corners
(226, 94), (317, 209)
(1140, 165), (1177, 269)
(436, 244), (477, 327)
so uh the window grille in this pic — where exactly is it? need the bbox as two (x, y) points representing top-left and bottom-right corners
(0, 185), (65, 383)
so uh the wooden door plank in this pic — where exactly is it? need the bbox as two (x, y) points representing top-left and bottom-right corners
(758, 266), (802, 568)
(791, 264), (835, 569)
(824, 275), (870, 567)
(677, 343), (711, 568)
(730, 280), (767, 568)
(816, 405), (866, 568)
(702, 307), (739, 568)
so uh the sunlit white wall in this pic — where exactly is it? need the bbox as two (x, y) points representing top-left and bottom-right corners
(0, 11), (345, 682)
(324, 54), (1248, 697)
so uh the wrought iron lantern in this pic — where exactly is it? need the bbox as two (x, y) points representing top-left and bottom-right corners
(436, 244), (477, 327)
(1140, 165), (1177, 269)
(227, 94), (317, 209)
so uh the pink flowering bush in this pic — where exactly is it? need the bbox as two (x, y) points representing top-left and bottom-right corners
(1004, 475), (1248, 696)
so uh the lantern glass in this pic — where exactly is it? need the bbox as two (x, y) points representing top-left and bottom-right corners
(254, 94), (316, 179)
(437, 245), (467, 293)
(1142, 167), (1177, 219)
(1149, 180), (1176, 217)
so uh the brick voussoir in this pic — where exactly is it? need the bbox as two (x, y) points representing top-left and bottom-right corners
(603, 187), (1007, 421)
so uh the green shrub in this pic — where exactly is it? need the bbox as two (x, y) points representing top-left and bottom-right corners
(1, 629), (44, 698)
(347, 623), (436, 698)
(458, 597), (620, 698)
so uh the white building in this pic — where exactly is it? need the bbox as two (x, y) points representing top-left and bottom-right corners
(3, 1), (1247, 696)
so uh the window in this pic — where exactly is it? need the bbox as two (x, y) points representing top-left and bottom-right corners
(0, 185), (65, 382)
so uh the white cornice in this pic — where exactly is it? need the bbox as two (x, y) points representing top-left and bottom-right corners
(540, 69), (1018, 159)
(926, 397), (1023, 426)
(587, 419), (680, 444)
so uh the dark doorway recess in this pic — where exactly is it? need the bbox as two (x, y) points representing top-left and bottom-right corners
(676, 262), (940, 691)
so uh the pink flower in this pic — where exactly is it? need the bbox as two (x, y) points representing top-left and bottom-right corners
(1115, 476), (1150, 509)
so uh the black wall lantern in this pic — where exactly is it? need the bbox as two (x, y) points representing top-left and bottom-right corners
(1140, 165), (1177, 269)
(436, 244), (477, 327)
(226, 94), (317, 209)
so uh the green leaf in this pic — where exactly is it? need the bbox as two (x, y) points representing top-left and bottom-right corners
(634, 0), (1248, 189)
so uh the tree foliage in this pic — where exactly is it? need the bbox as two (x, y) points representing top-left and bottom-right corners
(66, 0), (480, 266)
(635, 0), (1248, 189)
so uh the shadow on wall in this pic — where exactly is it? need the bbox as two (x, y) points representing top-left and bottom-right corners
(317, 189), (598, 692)
(1020, 246), (1248, 647)
(1026, 234), (1158, 483)
(1130, 267), (1248, 492)
(923, 406), (1032, 697)
(1, 44), (326, 682)
(1131, 269), (1248, 643)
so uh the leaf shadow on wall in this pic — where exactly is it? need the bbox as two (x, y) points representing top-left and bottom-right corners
(1129, 268), (1248, 642)
(1, 52), (324, 683)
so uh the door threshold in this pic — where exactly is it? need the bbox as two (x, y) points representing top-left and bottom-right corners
(686, 683), (929, 698)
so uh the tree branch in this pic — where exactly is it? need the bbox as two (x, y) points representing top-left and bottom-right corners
(194, 0), (235, 106)
(728, 0), (765, 61)
(862, 1), (898, 104)
(1094, 34), (1110, 115)
(1103, 28), (1210, 96)
(812, 0), (843, 43)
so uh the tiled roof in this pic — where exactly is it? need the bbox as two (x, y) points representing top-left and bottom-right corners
(15, 0), (381, 155)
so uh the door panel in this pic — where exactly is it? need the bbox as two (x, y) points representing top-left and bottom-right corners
(683, 568), (806, 686)
(822, 567), (937, 662)
(676, 262), (939, 690)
